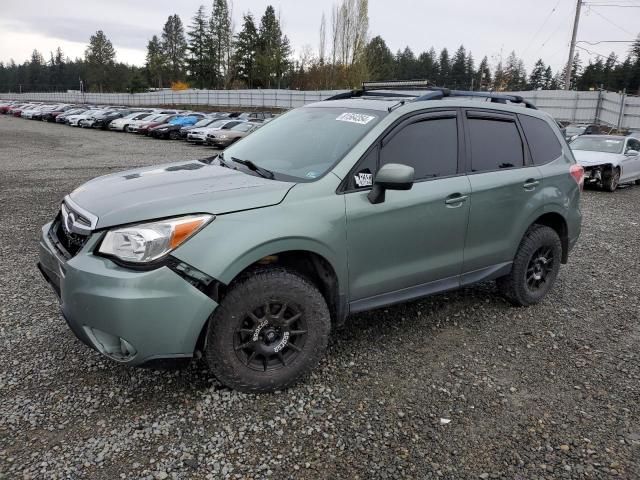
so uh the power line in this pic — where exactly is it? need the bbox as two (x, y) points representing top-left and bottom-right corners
(522, 0), (563, 56)
(585, 6), (636, 35)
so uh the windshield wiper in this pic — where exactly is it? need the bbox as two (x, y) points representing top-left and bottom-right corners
(230, 157), (274, 179)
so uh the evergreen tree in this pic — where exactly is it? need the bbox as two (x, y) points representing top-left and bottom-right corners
(84, 31), (116, 92)
(256, 6), (291, 88)
(543, 66), (553, 89)
(475, 56), (491, 90)
(417, 48), (438, 83)
(465, 53), (475, 89)
(209, 0), (232, 88)
(161, 14), (188, 84)
(528, 59), (546, 90)
(364, 36), (395, 81)
(450, 45), (467, 88)
(232, 14), (259, 87)
(145, 35), (165, 88)
(187, 5), (208, 88)
(396, 47), (417, 80)
(438, 48), (450, 86)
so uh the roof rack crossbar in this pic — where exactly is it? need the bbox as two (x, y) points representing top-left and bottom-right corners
(323, 81), (538, 109)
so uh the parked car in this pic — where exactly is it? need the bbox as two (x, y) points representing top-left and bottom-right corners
(42, 105), (76, 122)
(11, 103), (41, 117)
(81, 110), (131, 129)
(109, 111), (154, 132)
(179, 117), (225, 138)
(136, 114), (177, 135)
(149, 114), (207, 139)
(56, 108), (88, 124)
(186, 119), (246, 144)
(563, 123), (608, 142)
(205, 122), (261, 148)
(68, 109), (108, 127)
(0, 102), (21, 114)
(38, 85), (582, 393)
(237, 111), (273, 122)
(570, 135), (640, 191)
(127, 114), (169, 133)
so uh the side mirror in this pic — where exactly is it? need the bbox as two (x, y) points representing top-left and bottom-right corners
(625, 149), (639, 157)
(367, 163), (415, 204)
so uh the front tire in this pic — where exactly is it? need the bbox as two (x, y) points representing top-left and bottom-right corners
(497, 225), (562, 307)
(206, 269), (331, 393)
(169, 130), (180, 140)
(602, 167), (620, 192)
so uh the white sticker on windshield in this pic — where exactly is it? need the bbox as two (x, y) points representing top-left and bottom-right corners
(336, 112), (376, 125)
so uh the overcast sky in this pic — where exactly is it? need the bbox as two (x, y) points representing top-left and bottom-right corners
(0, 0), (638, 75)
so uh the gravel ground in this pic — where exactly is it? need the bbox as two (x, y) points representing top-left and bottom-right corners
(0, 115), (639, 480)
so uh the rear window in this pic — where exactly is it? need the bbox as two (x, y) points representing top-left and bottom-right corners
(468, 118), (524, 172)
(519, 115), (563, 165)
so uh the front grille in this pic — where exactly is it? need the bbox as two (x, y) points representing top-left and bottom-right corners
(49, 216), (89, 259)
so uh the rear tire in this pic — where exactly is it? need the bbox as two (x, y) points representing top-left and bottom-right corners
(497, 225), (562, 307)
(602, 167), (620, 192)
(206, 269), (331, 393)
(634, 179), (640, 186)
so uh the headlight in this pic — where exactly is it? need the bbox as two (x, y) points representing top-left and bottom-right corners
(218, 134), (228, 139)
(98, 214), (213, 263)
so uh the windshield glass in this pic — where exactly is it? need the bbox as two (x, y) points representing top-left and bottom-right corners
(224, 107), (384, 181)
(193, 118), (215, 127)
(570, 137), (623, 154)
(232, 123), (256, 132)
(566, 126), (586, 136)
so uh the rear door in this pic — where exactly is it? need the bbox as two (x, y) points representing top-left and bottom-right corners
(345, 110), (471, 304)
(462, 109), (543, 275)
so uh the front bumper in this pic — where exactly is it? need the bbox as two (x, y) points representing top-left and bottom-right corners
(38, 223), (217, 366)
(207, 137), (233, 148)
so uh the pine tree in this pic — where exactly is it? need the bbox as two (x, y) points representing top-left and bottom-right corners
(209, 0), (232, 88)
(84, 31), (116, 92)
(476, 56), (491, 90)
(257, 6), (291, 88)
(187, 5), (208, 88)
(146, 35), (165, 88)
(161, 14), (188, 84)
(465, 53), (475, 89)
(438, 48), (450, 86)
(396, 47), (417, 80)
(450, 45), (467, 88)
(528, 59), (546, 90)
(543, 66), (553, 90)
(232, 14), (259, 87)
(364, 36), (395, 81)
(417, 48), (438, 83)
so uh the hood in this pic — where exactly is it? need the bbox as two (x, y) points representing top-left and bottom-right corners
(572, 149), (622, 167)
(68, 160), (296, 228)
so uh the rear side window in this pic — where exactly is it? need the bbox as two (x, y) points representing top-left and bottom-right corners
(467, 118), (524, 172)
(519, 114), (563, 165)
(380, 117), (458, 180)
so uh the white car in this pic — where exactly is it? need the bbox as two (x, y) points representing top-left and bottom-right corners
(108, 111), (154, 131)
(186, 119), (246, 144)
(67, 109), (107, 127)
(570, 135), (640, 191)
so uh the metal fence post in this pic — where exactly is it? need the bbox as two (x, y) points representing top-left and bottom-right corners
(617, 89), (626, 131)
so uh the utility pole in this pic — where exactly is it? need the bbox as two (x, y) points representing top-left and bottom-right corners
(565, 0), (582, 90)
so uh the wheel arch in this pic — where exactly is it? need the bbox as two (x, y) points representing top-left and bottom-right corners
(531, 212), (569, 263)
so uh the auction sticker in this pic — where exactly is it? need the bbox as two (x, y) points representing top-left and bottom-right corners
(336, 112), (376, 125)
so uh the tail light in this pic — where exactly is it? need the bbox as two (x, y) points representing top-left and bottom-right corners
(570, 164), (584, 190)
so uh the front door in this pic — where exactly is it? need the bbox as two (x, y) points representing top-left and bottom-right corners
(345, 111), (471, 305)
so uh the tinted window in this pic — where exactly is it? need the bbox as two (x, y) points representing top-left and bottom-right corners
(468, 118), (524, 172)
(519, 114), (563, 165)
(626, 138), (640, 152)
(380, 117), (458, 180)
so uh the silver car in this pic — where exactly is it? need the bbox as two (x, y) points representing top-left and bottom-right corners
(570, 135), (640, 191)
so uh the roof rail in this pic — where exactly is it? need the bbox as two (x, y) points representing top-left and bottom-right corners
(323, 80), (537, 109)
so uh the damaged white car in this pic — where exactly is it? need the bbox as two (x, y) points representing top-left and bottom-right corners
(570, 135), (640, 192)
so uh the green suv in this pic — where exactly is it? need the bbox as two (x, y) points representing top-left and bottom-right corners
(38, 84), (583, 392)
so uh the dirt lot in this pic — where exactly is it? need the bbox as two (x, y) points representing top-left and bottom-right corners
(0, 115), (639, 480)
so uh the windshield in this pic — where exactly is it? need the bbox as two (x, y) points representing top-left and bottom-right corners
(566, 126), (586, 136)
(193, 118), (215, 127)
(570, 137), (623, 154)
(232, 123), (256, 132)
(224, 107), (383, 181)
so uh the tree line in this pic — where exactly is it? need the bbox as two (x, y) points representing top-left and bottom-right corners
(1, 0), (639, 94)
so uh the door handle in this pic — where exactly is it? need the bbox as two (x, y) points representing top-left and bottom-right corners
(523, 179), (540, 190)
(445, 194), (468, 206)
